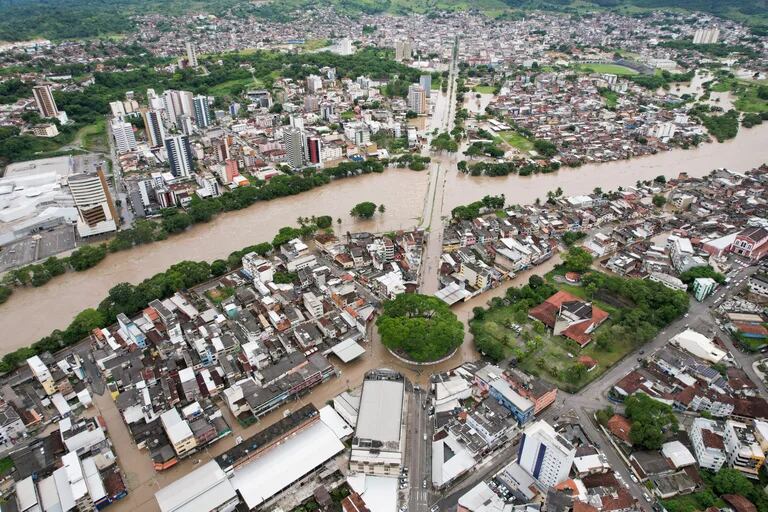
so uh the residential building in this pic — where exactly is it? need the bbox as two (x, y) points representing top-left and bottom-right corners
(307, 136), (322, 164)
(111, 117), (138, 153)
(193, 95), (211, 129)
(693, 27), (720, 44)
(0, 400), (26, 447)
(164, 135), (195, 178)
(283, 126), (305, 168)
(185, 41), (198, 67)
(160, 408), (197, 458)
(689, 417), (726, 472)
(32, 124), (59, 137)
(517, 420), (576, 488)
(692, 277), (717, 301)
(27, 355), (55, 395)
(724, 420), (765, 478)
(142, 109), (166, 147)
(395, 40), (412, 61)
(420, 74), (432, 98)
(32, 84), (59, 118)
(407, 84), (427, 115)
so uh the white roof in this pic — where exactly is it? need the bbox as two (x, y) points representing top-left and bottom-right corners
(160, 409), (193, 444)
(51, 393), (71, 417)
(432, 433), (475, 487)
(490, 379), (534, 412)
(37, 475), (61, 512)
(671, 329), (726, 363)
(16, 476), (40, 512)
(347, 474), (398, 512)
(319, 405), (354, 439)
(661, 441), (696, 468)
(231, 420), (344, 509)
(458, 481), (508, 512)
(331, 338), (366, 363)
(82, 457), (106, 503)
(356, 378), (404, 443)
(155, 461), (237, 512)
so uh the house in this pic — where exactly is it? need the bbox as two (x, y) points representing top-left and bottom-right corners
(528, 290), (609, 347)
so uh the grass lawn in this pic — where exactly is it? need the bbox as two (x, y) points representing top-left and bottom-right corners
(78, 118), (107, 153)
(471, 270), (647, 392)
(498, 130), (533, 152)
(209, 77), (264, 97)
(473, 85), (496, 94)
(734, 91), (768, 113)
(575, 63), (638, 76)
(0, 456), (13, 474)
(302, 39), (331, 51)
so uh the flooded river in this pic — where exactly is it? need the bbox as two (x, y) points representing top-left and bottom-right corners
(1, 122), (768, 354)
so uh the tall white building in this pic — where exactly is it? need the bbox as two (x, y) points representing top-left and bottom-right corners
(283, 126), (305, 169)
(395, 40), (412, 61)
(306, 74), (323, 94)
(110, 117), (137, 153)
(185, 41), (198, 67)
(67, 166), (118, 237)
(689, 417), (727, 472)
(408, 84), (427, 115)
(693, 27), (720, 44)
(420, 74), (432, 98)
(516, 420), (576, 488)
(162, 90), (194, 124)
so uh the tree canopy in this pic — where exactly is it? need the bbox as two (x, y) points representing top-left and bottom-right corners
(350, 201), (377, 219)
(625, 393), (678, 450)
(377, 294), (464, 362)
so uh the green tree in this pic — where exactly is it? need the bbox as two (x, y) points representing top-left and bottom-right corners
(377, 294), (464, 362)
(69, 244), (107, 271)
(562, 246), (593, 273)
(350, 201), (377, 219)
(211, 259), (228, 276)
(652, 194), (667, 207)
(625, 393), (677, 450)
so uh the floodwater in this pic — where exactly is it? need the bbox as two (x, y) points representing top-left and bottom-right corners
(1, 114), (768, 355)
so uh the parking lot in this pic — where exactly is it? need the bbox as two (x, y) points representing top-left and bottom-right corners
(0, 225), (77, 272)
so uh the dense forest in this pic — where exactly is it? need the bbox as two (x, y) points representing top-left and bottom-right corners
(0, 0), (765, 41)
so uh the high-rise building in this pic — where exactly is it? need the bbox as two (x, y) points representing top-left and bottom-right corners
(193, 95), (211, 128)
(283, 127), (305, 169)
(304, 95), (319, 112)
(162, 90), (194, 124)
(141, 109), (166, 147)
(516, 420), (576, 488)
(693, 27), (720, 44)
(307, 136), (322, 164)
(67, 165), (118, 237)
(306, 74), (323, 94)
(420, 74), (432, 98)
(164, 135), (195, 178)
(32, 85), (59, 118)
(407, 84), (427, 115)
(109, 100), (126, 117)
(320, 103), (335, 121)
(110, 117), (137, 153)
(185, 42), (198, 68)
(395, 40), (412, 62)
(178, 114), (194, 136)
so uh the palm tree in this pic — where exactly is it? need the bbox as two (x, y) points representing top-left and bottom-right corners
(378, 204), (386, 214)
(336, 218), (342, 226)
(296, 216), (304, 226)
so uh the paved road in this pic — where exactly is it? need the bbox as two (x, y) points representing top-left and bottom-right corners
(408, 386), (431, 512)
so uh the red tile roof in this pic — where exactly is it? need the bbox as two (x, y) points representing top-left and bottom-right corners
(607, 414), (632, 444)
(528, 290), (608, 346)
